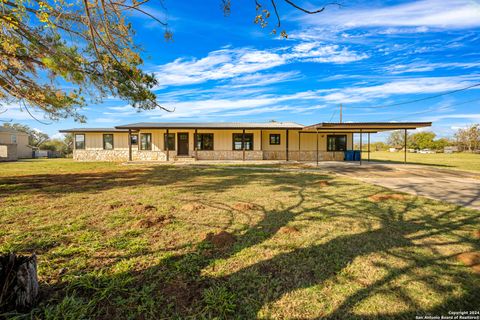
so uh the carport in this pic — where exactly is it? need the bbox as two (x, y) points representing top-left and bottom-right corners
(301, 122), (432, 165)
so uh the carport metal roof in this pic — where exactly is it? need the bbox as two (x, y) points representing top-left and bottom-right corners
(302, 122), (432, 133)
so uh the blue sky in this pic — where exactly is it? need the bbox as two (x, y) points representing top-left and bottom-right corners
(3, 0), (480, 140)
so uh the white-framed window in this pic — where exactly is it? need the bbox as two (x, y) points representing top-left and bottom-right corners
(11, 134), (17, 144)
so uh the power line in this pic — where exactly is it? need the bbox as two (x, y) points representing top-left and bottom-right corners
(345, 81), (480, 109)
(386, 97), (480, 121)
(328, 109), (337, 122)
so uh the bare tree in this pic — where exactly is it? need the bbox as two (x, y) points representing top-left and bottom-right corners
(455, 124), (480, 152)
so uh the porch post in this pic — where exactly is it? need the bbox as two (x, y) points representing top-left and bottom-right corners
(298, 131), (301, 161)
(260, 129), (263, 160)
(404, 128), (407, 164)
(333, 132), (336, 161)
(166, 128), (169, 161)
(260, 130), (263, 150)
(242, 128), (245, 161)
(194, 128), (198, 159)
(359, 129), (363, 165)
(368, 132), (370, 162)
(128, 129), (132, 161)
(286, 129), (289, 161)
(316, 129), (319, 166)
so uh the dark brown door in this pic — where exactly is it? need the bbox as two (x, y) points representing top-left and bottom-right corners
(177, 132), (189, 155)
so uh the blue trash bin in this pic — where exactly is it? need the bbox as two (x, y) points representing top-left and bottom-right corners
(345, 150), (354, 161)
(354, 150), (362, 161)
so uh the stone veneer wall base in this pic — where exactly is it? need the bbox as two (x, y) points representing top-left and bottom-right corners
(73, 149), (345, 161)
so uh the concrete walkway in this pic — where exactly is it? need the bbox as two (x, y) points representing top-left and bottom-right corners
(320, 162), (480, 210)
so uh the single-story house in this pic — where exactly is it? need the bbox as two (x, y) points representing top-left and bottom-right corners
(0, 127), (32, 161)
(59, 121), (432, 162)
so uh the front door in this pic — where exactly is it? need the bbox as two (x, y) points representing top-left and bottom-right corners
(177, 132), (189, 156)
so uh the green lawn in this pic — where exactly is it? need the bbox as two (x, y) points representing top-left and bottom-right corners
(1, 160), (479, 319)
(369, 151), (480, 172)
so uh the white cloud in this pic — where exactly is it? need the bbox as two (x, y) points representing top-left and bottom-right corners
(0, 103), (49, 121)
(93, 117), (118, 124)
(153, 43), (368, 87)
(385, 62), (480, 74)
(301, 0), (480, 29)
(420, 113), (480, 122)
(320, 76), (480, 104)
(227, 71), (301, 88)
(51, 132), (66, 140)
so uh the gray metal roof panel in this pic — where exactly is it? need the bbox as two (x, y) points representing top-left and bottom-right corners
(115, 122), (305, 129)
(58, 128), (129, 133)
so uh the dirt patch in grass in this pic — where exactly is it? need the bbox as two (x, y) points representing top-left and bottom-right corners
(162, 277), (204, 312)
(108, 202), (124, 210)
(318, 180), (330, 187)
(456, 252), (480, 274)
(137, 214), (174, 228)
(132, 203), (157, 214)
(107, 202), (157, 214)
(473, 230), (480, 239)
(279, 226), (299, 234)
(205, 231), (236, 250)
(233, 202), (258, 212)
(368, 193), (407, 202)
(182, 203), (205, 212)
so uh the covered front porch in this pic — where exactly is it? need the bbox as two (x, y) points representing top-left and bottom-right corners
(117, 122), (432, 164)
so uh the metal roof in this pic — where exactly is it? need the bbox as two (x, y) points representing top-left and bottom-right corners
(303, 122), (432, 132)
(59, 121), (433, 133)
(0, 127), (28, 134)
(115, 122), (305, 130)
(58, 128), (129, 133)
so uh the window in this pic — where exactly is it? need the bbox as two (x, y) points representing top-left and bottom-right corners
(269, 134), (281, 145)
(103, 134), (114, 150)
(10, 134), (17, 144)
(75, 134), (85, 149)
(327, 135), (347, 151)
(130, 134), (138, 146)
(164, 133), (175, 150)
(196, 133), (214, 150)
(232, 133), (254, 150)
(140, 133), (152, 150)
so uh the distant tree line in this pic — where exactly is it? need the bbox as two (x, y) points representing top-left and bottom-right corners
(2, 123), (72, 156)
(381, 123), (480, 152)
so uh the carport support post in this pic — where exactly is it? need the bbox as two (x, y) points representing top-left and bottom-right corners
(128, 129), (132, 161)
(316, 129), (319, 166)
(368, 132), (370, 162)
(286, 129), (289, 161)
(166, 129), (169, 161)
(404, 128), (407, 164)
(359, 129), (363, 165)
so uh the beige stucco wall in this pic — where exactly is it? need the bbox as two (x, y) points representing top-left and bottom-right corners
(75, 130), (355, 161)
(0, 132), (31, 158)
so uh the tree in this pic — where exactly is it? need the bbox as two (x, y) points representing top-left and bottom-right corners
(370, 141), (388, 151)
(1, 1), (333, 122)
(41, 134), (73, 155)
(409, 132), (436, 150)
(1, 0), (167, 122)
(387, 130), (409, 148)
(2, 122), (49, 147)
(455, 124), (480, 152)
(433, 138), (451, 151)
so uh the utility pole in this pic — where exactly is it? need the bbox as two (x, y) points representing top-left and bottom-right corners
(340, 104), (343, 123)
